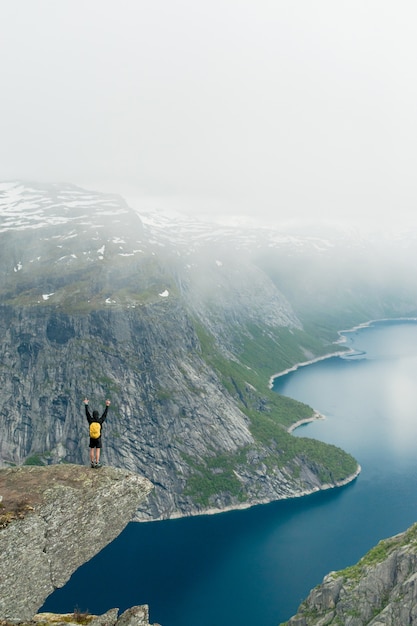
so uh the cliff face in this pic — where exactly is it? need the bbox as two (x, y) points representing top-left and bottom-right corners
(0, 181), (365, 521)
(284, 522), (417, 626)
(0, 301), (256, 518)
(0, 464), (153, 621)
(0, 301), (360, 520)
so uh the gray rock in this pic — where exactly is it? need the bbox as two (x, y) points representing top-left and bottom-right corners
(116, 606), (155, 626)
(88, 608), (120, 626)
(0, 465), (153, 621)
(285, 523), (417, 626)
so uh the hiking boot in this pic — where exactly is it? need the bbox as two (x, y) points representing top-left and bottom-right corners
(95, 462), (102, 468)
(90, 462), (95, 468)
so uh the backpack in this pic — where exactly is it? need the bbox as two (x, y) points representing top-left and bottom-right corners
(89, 421), (101, 439)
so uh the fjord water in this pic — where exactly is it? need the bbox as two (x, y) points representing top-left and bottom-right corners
(43, 320), (417, 626)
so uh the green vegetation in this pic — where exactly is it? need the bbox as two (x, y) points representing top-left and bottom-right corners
(194, 320), (313, 424)
(185, 317), (358, 507)
(182, 449), (248, 506)
(23, 454), (45, 466)
(2, 252), (178, 312)
(237, 322), (338, 380)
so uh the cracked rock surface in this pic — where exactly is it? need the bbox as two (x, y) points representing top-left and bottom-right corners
(0, 465), (153, 621)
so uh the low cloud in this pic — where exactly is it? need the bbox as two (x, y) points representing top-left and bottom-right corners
(1, 1), (416, 227)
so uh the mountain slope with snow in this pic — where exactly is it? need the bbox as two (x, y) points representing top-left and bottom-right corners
(0, 181), (414, 520)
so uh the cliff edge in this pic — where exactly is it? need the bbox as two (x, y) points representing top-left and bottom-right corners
(0, 464), (153, 621)
(283, 521), (417, 625)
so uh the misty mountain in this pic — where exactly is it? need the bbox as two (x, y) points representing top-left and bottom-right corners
(0, 181), (415, 519)
(138, 199), (417, 342)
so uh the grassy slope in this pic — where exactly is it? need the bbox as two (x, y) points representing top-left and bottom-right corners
(183, 319), (358, 508)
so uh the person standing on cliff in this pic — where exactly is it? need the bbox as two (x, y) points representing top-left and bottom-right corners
(83, 398), (110, 468)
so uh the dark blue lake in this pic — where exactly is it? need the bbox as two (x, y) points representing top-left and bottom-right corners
(42, 319), (417, 626)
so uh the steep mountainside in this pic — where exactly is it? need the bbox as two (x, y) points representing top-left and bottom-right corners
(283, 522), (417, 626)
(1, 182), (416, 519)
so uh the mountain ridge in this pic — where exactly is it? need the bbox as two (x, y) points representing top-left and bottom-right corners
(2, 180), (416, 521)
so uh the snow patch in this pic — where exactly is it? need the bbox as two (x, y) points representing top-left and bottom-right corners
(159, 290), (169, 298)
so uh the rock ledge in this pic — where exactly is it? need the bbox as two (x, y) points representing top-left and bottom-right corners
(0, 465), (153, 622)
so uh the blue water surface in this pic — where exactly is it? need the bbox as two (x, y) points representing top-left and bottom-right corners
(42, 319), (417, 626)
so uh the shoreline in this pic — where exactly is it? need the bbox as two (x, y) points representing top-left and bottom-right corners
(269, 316), (417, 389)
(145, 317), (415, 523)
(268, 349), (348, 389)
(146, 464), (362, 522)
(286, 411), (325, 433)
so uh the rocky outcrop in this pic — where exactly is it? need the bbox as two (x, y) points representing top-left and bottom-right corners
(33, 606), (160, 626)
(0, 464), (153, 621)
(284, 522), (417, 626)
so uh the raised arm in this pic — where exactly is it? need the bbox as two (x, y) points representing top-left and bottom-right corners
(101, 400), (110, 422)
(83, 398), (92, 421)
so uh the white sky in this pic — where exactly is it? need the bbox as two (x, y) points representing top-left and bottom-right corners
(1, 1), (417, 225)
